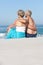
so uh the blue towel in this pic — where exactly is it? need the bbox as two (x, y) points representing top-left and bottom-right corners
(16, 31), (25, 38)
(6, 28), (25, 39)
(6, 28), (17, 39)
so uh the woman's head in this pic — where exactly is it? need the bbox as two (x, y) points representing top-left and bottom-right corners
(17, 10), (25, 17)
(25, 10), (32, 17)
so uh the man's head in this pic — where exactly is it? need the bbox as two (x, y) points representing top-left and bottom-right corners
(25, 10), (32, 17)
(17, 10), (25, 17)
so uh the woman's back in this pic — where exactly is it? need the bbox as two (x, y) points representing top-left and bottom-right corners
(16, 19), (26, 27)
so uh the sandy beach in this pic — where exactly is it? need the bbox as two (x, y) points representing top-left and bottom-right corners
(0, 37), (43, 65)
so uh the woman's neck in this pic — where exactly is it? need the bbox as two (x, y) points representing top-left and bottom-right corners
(18, 16), (23, 19)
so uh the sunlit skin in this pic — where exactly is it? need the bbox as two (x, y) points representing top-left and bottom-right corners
(7, 16), (26, 32)
(25, 11), (37, 34)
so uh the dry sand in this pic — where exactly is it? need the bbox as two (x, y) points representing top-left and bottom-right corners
(0, 37), (43, 65)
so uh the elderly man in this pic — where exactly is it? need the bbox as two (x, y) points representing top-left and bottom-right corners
(25, 10), (37, 37)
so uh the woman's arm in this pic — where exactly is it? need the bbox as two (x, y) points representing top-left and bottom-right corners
(7, 20), (16, 31)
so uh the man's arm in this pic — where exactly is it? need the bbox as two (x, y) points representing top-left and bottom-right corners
(28, 18), (37, 31)
(28, 25), (37, 31)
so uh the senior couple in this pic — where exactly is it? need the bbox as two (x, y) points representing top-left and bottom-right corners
(6, 10), (37, 38)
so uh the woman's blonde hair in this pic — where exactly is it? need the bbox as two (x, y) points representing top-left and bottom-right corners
(25, 10), (32, 16)
(17, 10), (25, 17)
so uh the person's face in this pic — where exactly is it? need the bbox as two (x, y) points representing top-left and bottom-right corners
(25, 12), (31, 18)
(25, 13), (29, 20)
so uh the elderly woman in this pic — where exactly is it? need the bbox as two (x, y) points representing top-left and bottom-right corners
(6, 10), (26, 38)
(25, 10), (37, 37)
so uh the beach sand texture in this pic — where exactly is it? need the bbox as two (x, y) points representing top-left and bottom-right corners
(0, 38), (43, 65)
